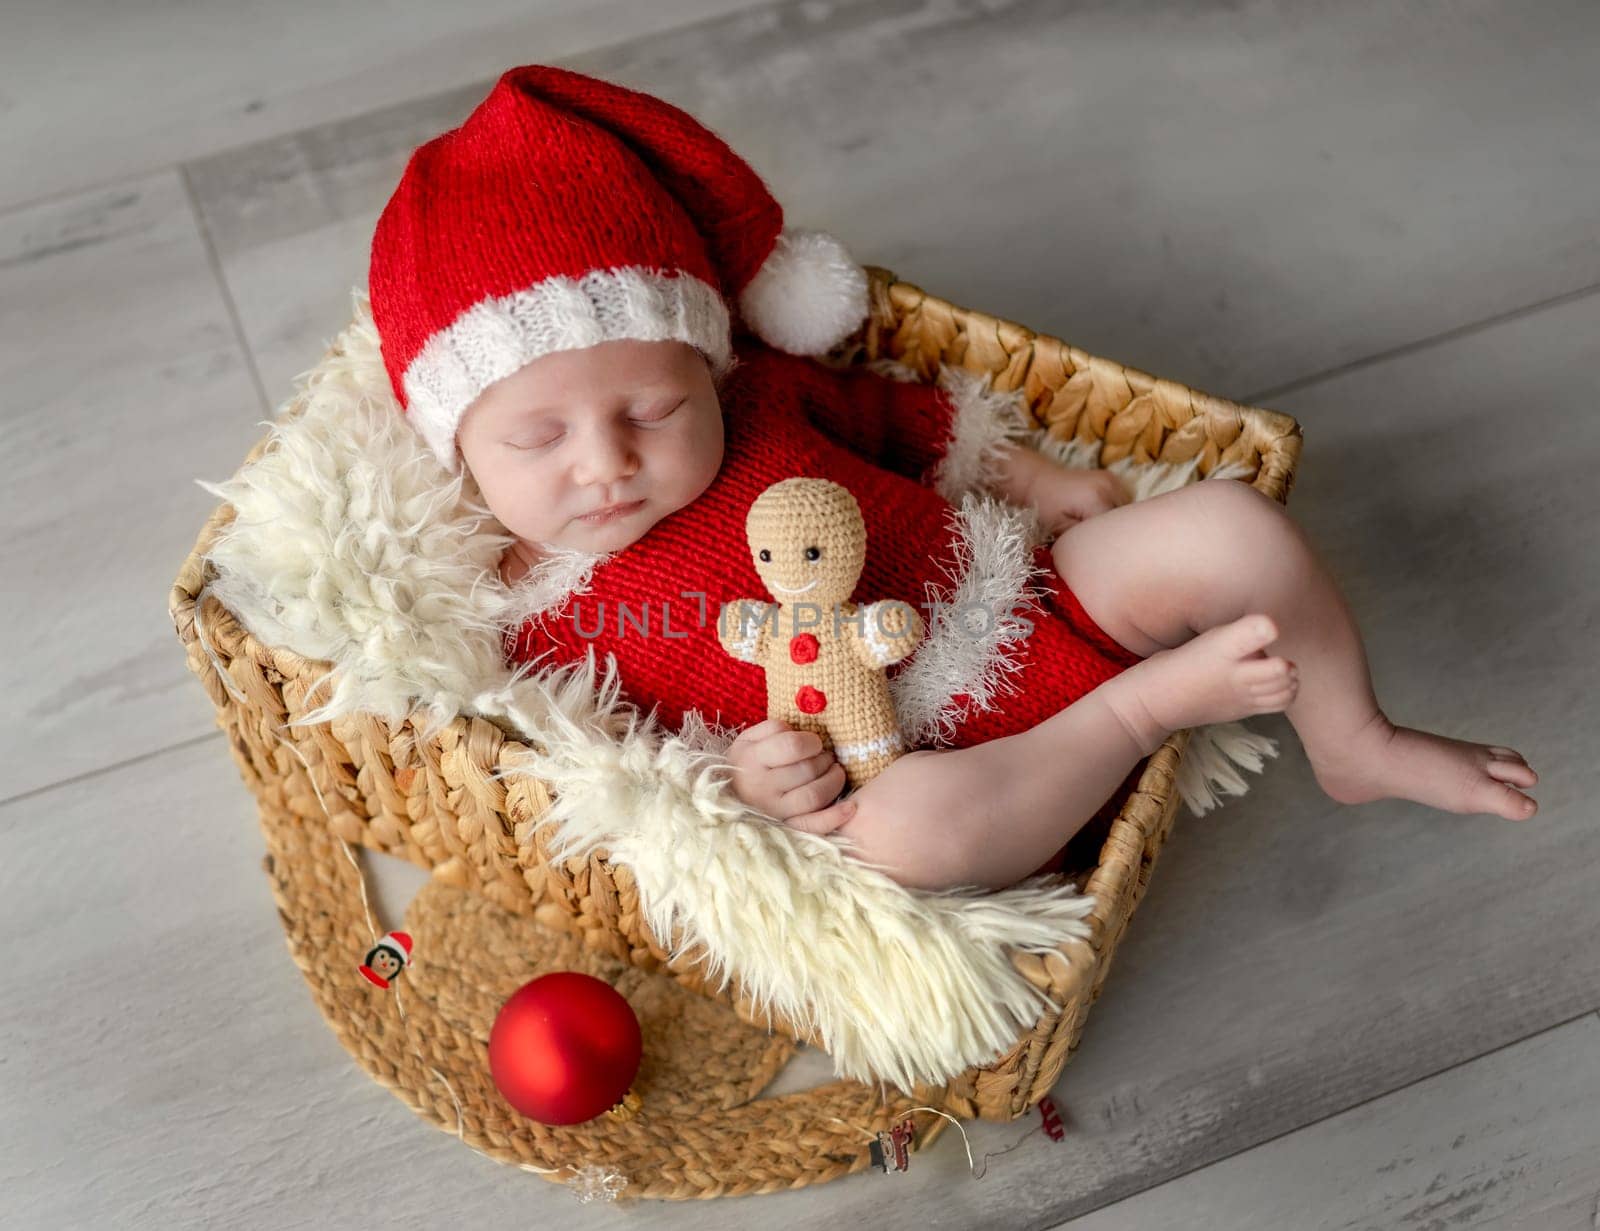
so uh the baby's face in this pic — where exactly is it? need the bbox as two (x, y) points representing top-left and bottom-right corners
(457, 338), (725, 554)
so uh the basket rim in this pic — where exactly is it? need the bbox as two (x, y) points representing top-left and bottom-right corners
(860, 264), (1303, 505)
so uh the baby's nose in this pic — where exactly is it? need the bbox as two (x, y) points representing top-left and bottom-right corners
(575, 430), (639, 484)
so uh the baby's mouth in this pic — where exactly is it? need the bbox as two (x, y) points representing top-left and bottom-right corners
(773, 578), (819, 595)
(576, 499), (645, 524)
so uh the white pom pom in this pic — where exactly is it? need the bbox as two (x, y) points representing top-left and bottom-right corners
(738, 227), (869, 355)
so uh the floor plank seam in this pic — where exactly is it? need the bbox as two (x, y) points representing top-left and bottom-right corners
(1244, 277), (1600, 405)
(178, 164), (273, 422)
(1, 167), (182, 221)
(0, 729), (223, 812)
(0, 0), (784, 221)
(1056, 1006), (1600, 1227)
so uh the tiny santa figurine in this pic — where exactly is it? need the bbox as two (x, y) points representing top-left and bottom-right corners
(870, 1116), (917, 1173)
(358, 931), (413, 989)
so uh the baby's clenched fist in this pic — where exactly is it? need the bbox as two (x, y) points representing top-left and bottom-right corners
(724, 718), (858, 835)
(1032, 466), (1132, 538)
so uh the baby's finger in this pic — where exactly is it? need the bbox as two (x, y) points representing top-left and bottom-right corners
(777, 761), (846, 813)
(735, 718), (788, 747)
(769, 749), (839, 792)
(783, 794), (858, 836)
(761, 728), (826, 768)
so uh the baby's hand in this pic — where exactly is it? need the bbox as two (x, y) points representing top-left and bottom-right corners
(724, 719), (858, 835)
(1030, 465), (1131, 538)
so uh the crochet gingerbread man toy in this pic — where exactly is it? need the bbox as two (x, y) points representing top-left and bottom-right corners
(717, 478), (926, 791)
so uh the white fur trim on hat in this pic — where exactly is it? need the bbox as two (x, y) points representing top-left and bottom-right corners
(402, 267), (732, 472)
(738, 227), (869, 358)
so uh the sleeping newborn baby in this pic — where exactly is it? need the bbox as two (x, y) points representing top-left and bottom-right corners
(368, 63), (1539, 894)
(449, 332), (1539, 892)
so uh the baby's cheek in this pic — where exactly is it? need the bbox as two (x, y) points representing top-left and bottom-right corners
(485, 470), (560, 536)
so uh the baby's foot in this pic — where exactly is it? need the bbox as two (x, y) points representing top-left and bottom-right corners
(1311, 717), (1540, 821)
(1105, 614), (1297, 753)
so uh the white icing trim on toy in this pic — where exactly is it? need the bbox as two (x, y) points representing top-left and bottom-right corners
(834, 730), (906, 765)
(857, 600), (902, 667)
(719, 599), (774, 664)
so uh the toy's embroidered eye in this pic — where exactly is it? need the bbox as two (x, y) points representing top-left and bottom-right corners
(758, 548), (771, 562)
(804, 546), (822, 561)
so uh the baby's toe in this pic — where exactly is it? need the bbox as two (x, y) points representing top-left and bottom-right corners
(1240, 656), (1292, 684)
(1467, 762), (1538, 819)
(1244, 660), (1295, 699)
(1223, 613), (1279, 656)
(1493, 785), (1538, 821)
(1485, 756), (1538, 787)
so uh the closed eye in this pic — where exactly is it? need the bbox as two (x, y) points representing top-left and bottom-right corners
(506, 397), (685, 449)
(507, 433), (563, 451)
(630, 397), (686, 425)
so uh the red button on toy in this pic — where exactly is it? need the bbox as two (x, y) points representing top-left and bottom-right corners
(790, 633), (819, 664)
(795, 685), (827, 714)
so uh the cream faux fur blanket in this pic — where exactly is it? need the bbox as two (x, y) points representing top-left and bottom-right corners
(195, 289), (1277, 1093)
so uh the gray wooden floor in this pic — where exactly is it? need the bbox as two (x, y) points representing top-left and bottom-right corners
(4, 2), (1597, 1227)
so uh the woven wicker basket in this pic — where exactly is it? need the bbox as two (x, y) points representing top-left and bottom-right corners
(168, 266), (1301, 1200)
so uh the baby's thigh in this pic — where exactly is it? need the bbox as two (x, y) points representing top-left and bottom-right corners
(1049, 478), (1254, 656)
(830, 748), (1004, 891)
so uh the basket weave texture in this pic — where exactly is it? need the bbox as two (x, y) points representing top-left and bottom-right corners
(168, 266), (1301, 1199)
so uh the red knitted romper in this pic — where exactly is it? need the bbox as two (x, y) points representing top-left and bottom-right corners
(504, 337), (1145, 750)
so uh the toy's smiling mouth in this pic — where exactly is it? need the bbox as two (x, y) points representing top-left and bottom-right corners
(772, 579), (819, 595)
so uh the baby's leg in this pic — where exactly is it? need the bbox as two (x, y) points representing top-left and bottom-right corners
(832, 613), (1294, 891)
(1051, 477), (1540, 821)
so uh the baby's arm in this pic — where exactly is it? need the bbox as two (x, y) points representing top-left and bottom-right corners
(991, 442), (1131, 537)
(724, 720), (858, 833)
(801, 353), (1131, 526)
(797, 356), (1038, 501)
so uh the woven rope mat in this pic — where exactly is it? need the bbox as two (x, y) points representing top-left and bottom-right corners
(257, 799), (953, 1200)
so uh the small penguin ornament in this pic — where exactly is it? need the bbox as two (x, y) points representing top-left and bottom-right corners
(717, 477), (924, 791)
(358, 931), (413, 989)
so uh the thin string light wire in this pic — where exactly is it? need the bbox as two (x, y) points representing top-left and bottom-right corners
(827, 1105), (1044, 1180)
(286, 725), (578, 1181)
(192, 583), (578, 1183)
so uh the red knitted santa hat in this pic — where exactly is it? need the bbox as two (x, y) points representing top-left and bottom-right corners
(368, 64), (870, 470)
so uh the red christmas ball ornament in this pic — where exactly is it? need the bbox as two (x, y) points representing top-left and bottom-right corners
(488, 972), (644, 1126)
